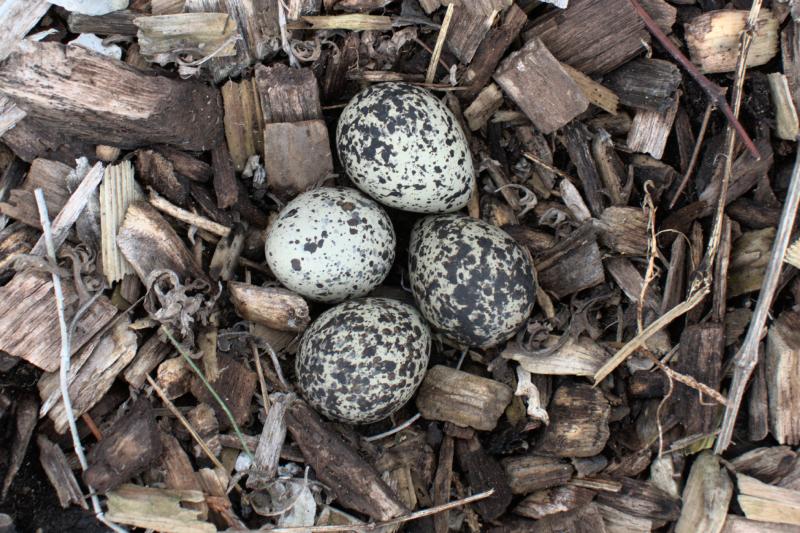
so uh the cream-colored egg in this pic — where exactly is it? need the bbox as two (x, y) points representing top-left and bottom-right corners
(408, 214), (536, 348)
(265, 187), (395, 302)
(296, 298), (431, 424)
(336, 83), (474, 214)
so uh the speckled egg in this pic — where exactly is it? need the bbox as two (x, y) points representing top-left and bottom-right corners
(265, 187), (395, 302)
(296, 298), (431, 424)
(408, 214), (536, 348)
(336, 82), (475, 214)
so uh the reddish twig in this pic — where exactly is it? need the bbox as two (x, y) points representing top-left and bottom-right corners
(628, 0), (760, 160)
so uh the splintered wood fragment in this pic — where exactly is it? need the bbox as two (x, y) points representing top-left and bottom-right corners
(494, 38), (589, 135)
(416, 365), (513, 431)
(2, 116), (96, 164)
(604, 58), (681, 112)
(30, 162), (104, 256)
(263, 120), (333, 201)
(432, 435), (454, 533)
(124, 334), (172, 389)
(321, 32), (358, 102)
(464, 83), (503, 131)
(152, 0), (186, 14)
(135, 149), (189, 205)
(248, 392), (291, 488)
(537, 382), (610, 457)
(674, 452), (732, 533)
(0, 270), (117, 372)
(187, 404), (220, 458)
(722, 515), (800, 533)
(501, 455), (573, 495)
(627, 92), (680, 160)
(189, 354), (256, 429)
(286, 400), (407, 520)
(503, 336), (608, 377)
(0, 223), (36, 281)
(535, 222), (605, 298)
(229, 282), (310, 332)
(456, 435), (513, 520)
(685, 10), (779, 74)
(0, 41), (223, 151)
(732, 447), (797, 483)
(639, 0), (676, 33)
(525, 0), (649, 75)
(85, 398), (163, 494)
(561, 122), (604, 216)
(208, 224), (246, 281)
(767, 310), (800, 445)
(148, 189), (231, 237)
(0, 95), (25, 137)
(156, 146), (213, 183)
(597, 478), (681, 522)
(68, 10), (140, 35)
(561, 63), (619, 115)
(445, 2), (499, 65)
(461, 3), (527, 101)
(157, 357), (192, 400)
(134, 13), (238, 57)
(597, 502), (654, 533)
(212, 142), (238, 209)
(768, 73), (799, 141)
(729, 228), (775, 298)
(255, 64), (323, 123)
(0, 0), (50, 62)
(221, 78), (263, 172)
(0, 158), (71, 229)
(784, 238), (800, 270)
(37, 435), (88, 510)
(598, 206), (649, 256)
(515, 487), (596, 520)
(39, 317), (138, 434)
(291, 14), (392, 30)
(100, 161), (141, 284)
(737, 474), (800, 526)
(106, 484), (216, 533)
(426, 2), (454, 84)
(592, 130), (627, 206)
(117, 201), (209, 284)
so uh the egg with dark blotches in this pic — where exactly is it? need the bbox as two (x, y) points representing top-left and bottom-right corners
(336, 82), (474, 214)
(295, 298), (431, 424)
(408, 214), (536, 348)
(265, 187), (395, 303)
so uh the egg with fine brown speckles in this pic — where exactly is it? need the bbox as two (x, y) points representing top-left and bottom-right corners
(296, 298), (431, 424)
(408, 214), (536, 348)
(265, 187), (395, 303)
(336, 82), (474, 213)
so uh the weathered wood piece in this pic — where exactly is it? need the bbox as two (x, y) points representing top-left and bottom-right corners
(255, 64), (323, 124)
(229, 282), (310, 332)
(1, 394), (37, 500)
(597, 478), (681, 523)
(674, 452), (732, 533)
(85, 399), (163, 493)
(190, 354), (256, 429)
(208, 224), (246, 281)
(722, 515), (800, 533)
(461, 3), (527, 101)
(68, 10), (140, 36)
(285, 400), (407, 521)
(248, 393), (290, 488)
(39, 318), (138, 434)
(134, 13), (238, 57)
(135, 149), (189, 205)
(262, 120), (333, 200)
(732, 447), (797, 483)
(157, 357), (192, 400)
(101, 161), (142, 284)
(156, 146), (213, 183)
(537, 382), (610, 457)
(187, 403), (221, 458)
(0, 270), (117, 372)
(456, 435), (513, 520)
(525, 0), (649, 75)
(494, 38), (589, 135)
(514, 485), (596, 520)
(1, 117), (96, 164)
(597, 502), (654, 533)
(221, 78), (263, 172)
(0, 95), (25, 138)
(106, 484), (216, 533)
(445, 1), (507, 65)
(432, 435), (454, 533)
(685, 10), (779, 74)
(0, 41), (223, 151)
(768, 73), (800, 141)
(117, 201), (209, 284)
(501, 455), (574, 495)
(464, 83), (503, 131)
(0, 159), (71, 229)
(534, 223), (605, 298)
(627, 93), (680, 160)
(416, 365), (513, 431)
(37, 435), (88, 510)
(737, 474), (800, 526)
(561, 122), (604, 216)
(598, 206), (649, 256)
(729, 228), (775, 298)
(767, 310), (800, 445)
(503, 336), (608, 377)
(562, 63), (620, 115)
(604, 59), (681, 112)
(0, 0), (51, 62)
(148, 189), (231, 237)
(124, 334), (173, 389)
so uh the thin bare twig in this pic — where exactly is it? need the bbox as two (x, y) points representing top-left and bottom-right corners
(522, 151), (579, 184)
(669, 103), (715, 209)
(365, 413), (422, 442)
(257, 489), (495, 532)
(641, 349), (728, 406)
(715, 138), (800, 453)
(425, 3), (455, 84)
(637, 183), (658, 333)
(628, 0), (760, 159)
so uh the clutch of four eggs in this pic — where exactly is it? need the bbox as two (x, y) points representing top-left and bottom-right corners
(264, 83), (537, 424)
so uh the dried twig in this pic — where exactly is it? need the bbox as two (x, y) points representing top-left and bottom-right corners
(715, 138), (800, 453)
(364, 413), (422, 442)
(628, 0), (760, 159)
(640, 349), (727, 406)
(257, 489), (495, 532)
(425, 2), (455, 85)
(148, 188), (231, 237)
(637, 183), (658, 333)
(34, 189), (126, 533)
(669, 103), (715, 209)
(522, 151), (579, 184)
